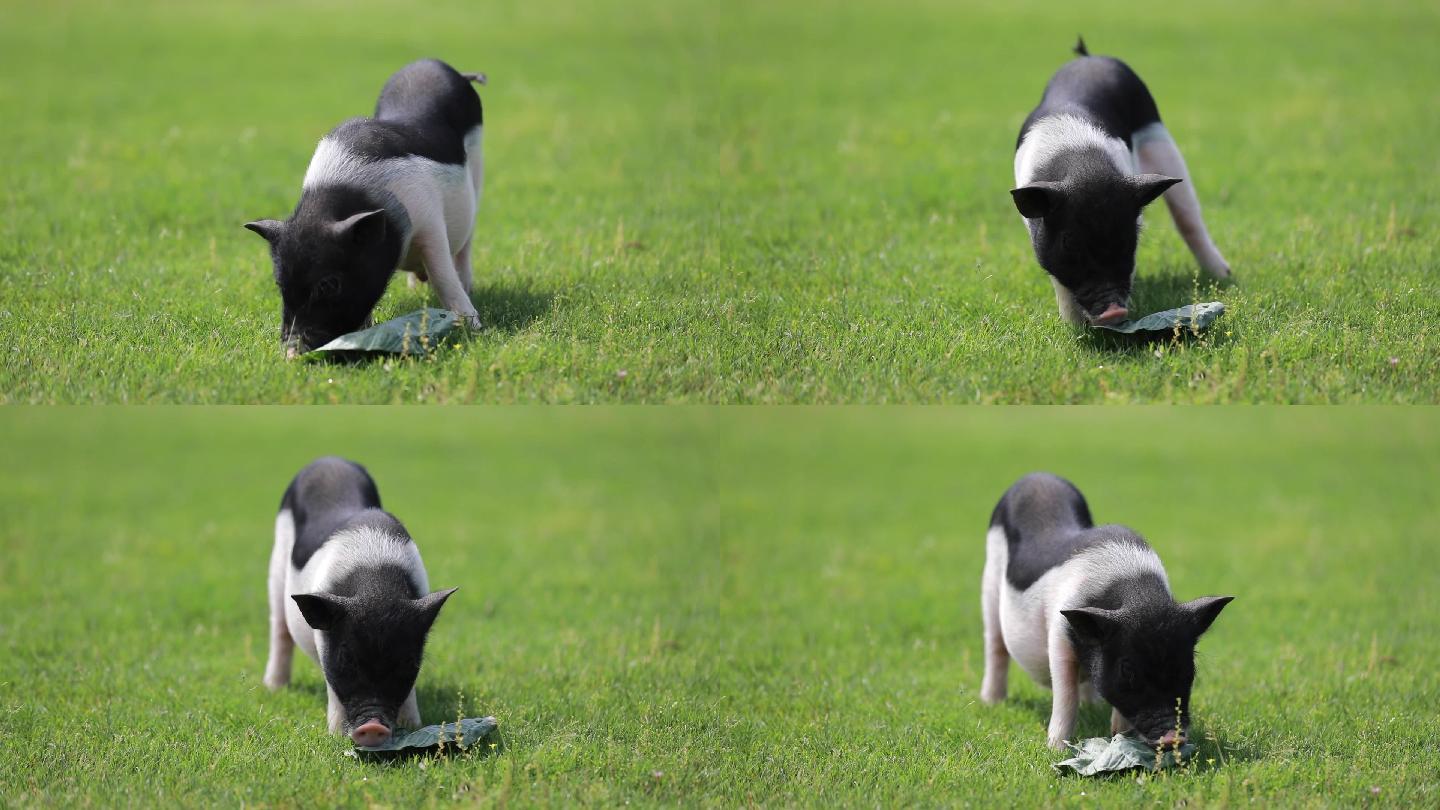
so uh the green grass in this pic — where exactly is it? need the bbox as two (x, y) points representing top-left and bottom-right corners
(1, 0), (1437, 402)
(3, 407), (1438, 805)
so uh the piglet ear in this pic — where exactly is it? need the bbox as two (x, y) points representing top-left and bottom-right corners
(1010, 181), (1064, 219)
(1060, 607), (1119, 644)
(1131, 174), (1182, 208)
(332, 209), (388, 248)
(291, 593), (350, 631)
(244, 219), (285, 243)
(414, 587), (458, 630)
(1182, 595), (1233, 638)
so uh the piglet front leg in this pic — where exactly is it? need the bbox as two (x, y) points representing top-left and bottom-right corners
(326, 684), (346, 734)
(1045, 631), (1081, 751)
(398, 689), (422, 730)
(1111, 707), (1133, 735)
(1134, 125), (1232, 279)
(417, 232), (482, 331)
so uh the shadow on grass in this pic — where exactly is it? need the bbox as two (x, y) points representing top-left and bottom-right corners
(306, 283), (554, 365)
(416, 679), (505, 737)
(288, 679), (328, 701)
(1187, 726), (1266, 771)
(471, 283), (554, 335)
(281, 677), (498, 732)
(372, 679), (508, 763)
(415, 679), (472, 721)
(1077, 269), (1236, 354)
(284, 678), (504, 766)
(1008, 693), (1265, 772)
(1007, 694), (1113, 738)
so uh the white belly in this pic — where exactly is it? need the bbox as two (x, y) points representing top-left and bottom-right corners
(1000, 580), (1053, 686)
(391, 158), (475, 268)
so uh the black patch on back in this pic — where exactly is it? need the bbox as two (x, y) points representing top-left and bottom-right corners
(1017, 52), (1162, 149)
(988, 472), (1093, 540)
(327, 117), (468, 167)
(281, 457), (399, 569)
(375, 59), (483, 133)
(990, 473), (1148, 590)
(326, 59), (483, 167)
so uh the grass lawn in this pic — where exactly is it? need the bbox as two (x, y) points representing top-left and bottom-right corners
(2, 407), (1437, 805)
(1, 0), (1436, 403)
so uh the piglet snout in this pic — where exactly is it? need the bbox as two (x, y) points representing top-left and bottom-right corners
(1092, 303), (1129, 325)
(1156, 728), (1186, 748)
(350, 720), (392, 747)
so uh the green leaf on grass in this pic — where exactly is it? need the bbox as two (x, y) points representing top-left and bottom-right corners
(349, 716), (499, 760)
(311, 308), (458, 356)
(1053, 733), (1197, 776)
(1093, 302), (1226, 335)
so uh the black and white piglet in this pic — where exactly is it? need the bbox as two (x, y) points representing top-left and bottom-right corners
(263, 457), (456, 746)
(1012, 39), (1232, 325)
(979, 473), (1232, 750)
(246, 59), (487, 356)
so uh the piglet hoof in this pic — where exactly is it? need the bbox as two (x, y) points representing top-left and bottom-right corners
(461, 312), (484, 331)
(262, 669), (289, 691)
(979, 682), (1006, 705)
(1203, 256), (1233, 280)
(1046, 734), (1070, 752)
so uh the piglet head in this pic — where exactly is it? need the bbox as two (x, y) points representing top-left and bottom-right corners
(1062, 594), (1232, 747)
(1011, 174), (1180, 325)
(292, 587), (458, 745)
(245, 200), (400, 356)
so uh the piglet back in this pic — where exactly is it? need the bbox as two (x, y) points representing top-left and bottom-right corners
(374, 59), (483, 138)
(282, 457), (384, 570)
(990, 473), (1093, 540)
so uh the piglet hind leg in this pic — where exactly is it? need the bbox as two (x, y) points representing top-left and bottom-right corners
(261, 608), (293, 691)
(262, 519), (294, 690)
(1134, 124), (1232, 279)
(979, 536), (1010, 704)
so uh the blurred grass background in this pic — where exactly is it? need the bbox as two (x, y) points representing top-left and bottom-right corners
(2, 407), (1437, 804)
(0, 0), (1436, 402)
